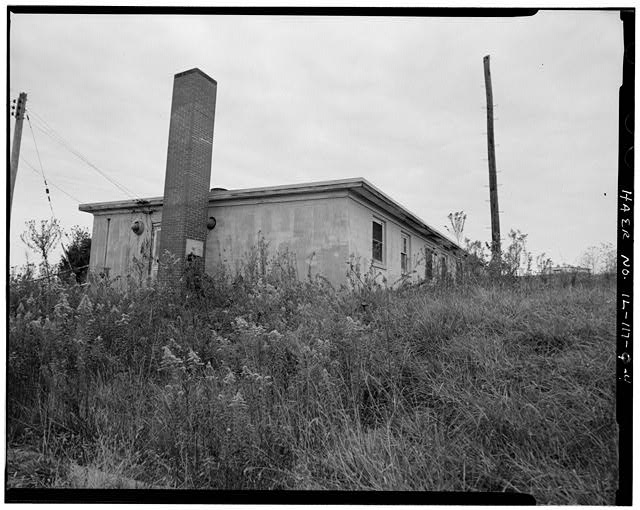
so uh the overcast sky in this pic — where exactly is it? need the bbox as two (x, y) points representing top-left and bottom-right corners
(8, 10), (622, 270)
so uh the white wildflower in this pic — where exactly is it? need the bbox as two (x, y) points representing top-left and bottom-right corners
(159, 345), (184, 374)
(223, 369), (236, 386)
(205, 362), (216, 381)
(53, 292), (73, 319)
(267, 329), (283, 341)
(234, 317), (249, 330)
(76, 294), (93, 315)
(168, 338), (182, 352)
(185, 348), (204, 370)
(229, 390), (247, 410)
(115, 313), (130, 326)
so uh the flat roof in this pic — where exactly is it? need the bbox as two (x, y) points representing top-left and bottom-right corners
(79, 177), (464, 254)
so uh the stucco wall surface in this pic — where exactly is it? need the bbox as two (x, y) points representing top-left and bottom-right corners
(87, 194), (351, 286)
(346, 194), (458, 284)
(86, 192), (458, 286)
(88, 209), (161, 278)
(205, 194), (350, 285)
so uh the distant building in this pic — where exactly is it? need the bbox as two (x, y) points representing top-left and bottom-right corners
(78, 68), (463, 287)
(543, 264), (592, 275)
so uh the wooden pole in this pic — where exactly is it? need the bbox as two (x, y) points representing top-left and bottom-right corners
(483, 56), (501, 273)
(10, 92), (27, 216)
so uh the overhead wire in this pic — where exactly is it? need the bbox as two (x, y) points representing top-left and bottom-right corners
(25, 106), (142, 200)
(18, 102), (146, 281)
(20, 156), (82, 203)
(22, 114), (79, 278)
(25, 113), (55, 217)
(29, 113), (140, 200)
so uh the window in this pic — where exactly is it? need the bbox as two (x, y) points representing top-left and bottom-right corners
(425, 247), (433, 279)
(456, 259), (463, 282)
(151, 224), (162, 261)
(150, 223), (161, 277)
(401, 233), (410, 274)
(372, 218), (384, 264)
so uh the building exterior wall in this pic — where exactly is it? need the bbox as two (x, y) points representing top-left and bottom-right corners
(205, 193), (350, 285)
(346, 194), (458, 284)
(85, 190), (459, 287)
(86, 193), (351, 286)
(88, 209), (161, 279)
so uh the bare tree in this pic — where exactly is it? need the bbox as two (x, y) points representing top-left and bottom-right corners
(599, 242), (616, 274)
(503, 229), (529, 277)
(535, 252), (554, 274)
(462, 237), (489, 277)
(579, 246), (601, 273)
(20, 219), (62, 282)
(446, 211), (467, 245)
(580, 242), (616, 274)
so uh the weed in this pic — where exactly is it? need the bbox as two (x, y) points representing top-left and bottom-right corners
(7, 255), (617, 502)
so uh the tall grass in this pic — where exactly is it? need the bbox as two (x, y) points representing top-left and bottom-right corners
(7, 256), (616, 503)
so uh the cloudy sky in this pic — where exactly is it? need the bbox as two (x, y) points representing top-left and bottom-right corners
(8, 9), (622, 270)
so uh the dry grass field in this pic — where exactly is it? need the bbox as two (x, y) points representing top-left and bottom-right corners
(7, 257), (617, 504)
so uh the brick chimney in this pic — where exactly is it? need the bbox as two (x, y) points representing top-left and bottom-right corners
(158, 68), (217, 283)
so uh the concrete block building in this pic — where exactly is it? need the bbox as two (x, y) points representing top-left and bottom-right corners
(79, 68), (464, 286)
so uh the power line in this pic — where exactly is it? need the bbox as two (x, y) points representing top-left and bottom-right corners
(18, 105), (86, 279)
(20, 156), (82, 203)
(25, 106), (141, 200)
(19, 146), (79, 277)
(25, 114), (55, 217)
(29, 112), (139, 200)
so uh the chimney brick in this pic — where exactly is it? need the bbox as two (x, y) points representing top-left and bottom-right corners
(158, 69), (217, 283)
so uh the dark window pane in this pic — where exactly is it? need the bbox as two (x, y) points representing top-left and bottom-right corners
(372, 240), (383, 262)
(372, 221), (383, 242)
(401, 253), (407, 273)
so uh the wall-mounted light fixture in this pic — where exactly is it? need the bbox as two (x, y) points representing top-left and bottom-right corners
(207, 217), (217, 230)
(131, 220), (145, 235)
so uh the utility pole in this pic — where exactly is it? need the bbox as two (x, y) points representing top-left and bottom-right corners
(10, 92), (27, 216)
(483, 55), (501, 274)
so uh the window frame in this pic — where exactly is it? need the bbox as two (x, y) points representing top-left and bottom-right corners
(150, 223), (162, 277)
(425, 247), (434, 280)
(440, 254), (448, 279)
(400, 232), (411, 274)
(371, 217), (386, 267)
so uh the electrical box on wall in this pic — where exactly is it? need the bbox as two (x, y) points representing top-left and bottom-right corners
(185, 238), (204, 257)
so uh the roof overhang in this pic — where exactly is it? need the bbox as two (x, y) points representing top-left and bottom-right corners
(347, 179), (464, 255)
(79, 177), (465, 255)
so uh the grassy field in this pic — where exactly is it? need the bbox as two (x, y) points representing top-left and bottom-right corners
(7, 260), (617, 503)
